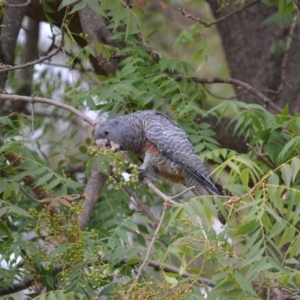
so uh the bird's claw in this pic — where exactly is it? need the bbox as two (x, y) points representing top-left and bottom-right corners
(138, 170), (156, 182)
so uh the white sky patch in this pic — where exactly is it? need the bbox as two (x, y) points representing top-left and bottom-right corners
(0, 254), (30, 300)
(122, 171), (132, 182)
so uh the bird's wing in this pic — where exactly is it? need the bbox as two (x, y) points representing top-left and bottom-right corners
(144, 112), (220, 195)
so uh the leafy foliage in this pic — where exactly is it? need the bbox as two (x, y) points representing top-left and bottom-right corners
(1, 0), (300, 299)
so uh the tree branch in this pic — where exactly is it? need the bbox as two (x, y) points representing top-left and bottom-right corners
(78, 165), (107, 230)
(10, 17), (39, 114)
(143, 177), (181, 206)
(0, 0), (28, 124)
(277, 10), (299, 97)
(78, 5), (119, 76)
(0, 93), (96, 126)
(148, 260), (215, 287)
(0, 279), (34, 296)
(178, 1), (259, 27)
(0, 264), (64, 296)
(122, 185), (157, 224)
(186, 76), (283, 114)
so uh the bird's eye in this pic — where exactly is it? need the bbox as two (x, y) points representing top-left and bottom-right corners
(104, 130), (109, 135)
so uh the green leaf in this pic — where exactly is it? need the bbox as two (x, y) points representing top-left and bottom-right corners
(69, 0), (88, 14)
(183, 202), (198, 221)
(0, 221), (11, 236)
(268, 257), (286, 272)
(86, 95), (97, 110)
(48, 291), (57, 300)
(240, 168), (249, 187)
(0, 207), (8, 217)
(45, 276), (55, 289)
(269, 219), (285, 238)
(58, 0), (80, 10)
(47, 178), (61, 190)
(33, 294), (46, 300)
(49, 245), (68, 257)
(227, 160), (241, 175)
(236, 220), (258, 235)
(35, 173), (53, 187)
(267, 173), (279, 196)
(88, 0), (105, 15)
(281, 163), (292, 187)
(284, 257), (299, 264)
(291, 157), (300, 182)
(65, 292), (76, 300)
(8, 205), (32, 218)
(247, 257), (271, 279)
(56, 291), (67, 300)
(241, 248), (265, 268)
(162, 271), (178, 288)
(278, 136), (300, 160)
(234, 270), (256, 294)
(279, 226), (295, 247)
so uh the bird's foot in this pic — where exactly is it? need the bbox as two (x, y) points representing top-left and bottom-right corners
(137, 170), (156, 183)
(137, 164), (146, 172)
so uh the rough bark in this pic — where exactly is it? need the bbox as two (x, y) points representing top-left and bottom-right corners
(9, 17), (39, 114)
(0, 0), (28, 126)
(78, 166), (107, 230)
(206, 0), (300, 113)
(78, 6), (119, 75)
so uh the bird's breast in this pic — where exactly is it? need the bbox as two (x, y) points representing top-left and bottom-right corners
(141, 140), (186, 183)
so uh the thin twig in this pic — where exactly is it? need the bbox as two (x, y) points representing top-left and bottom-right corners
(178, 1), (259, 27)
(226, 185), (256, 204)
(148, 260), (215, 287)
(125, 202), (169, 299)
(184, 76), (283, 114)
(136, 205), (167, 278)
(277, 11), (298, 97)
(138, 24), (162, 60)
(119, 152), (182, 206)
(0, 5), (70, 73)
(33, 111), (79, 125)
(143, 177), (181, 206)
(202, 84), (238, 100)
(0, 93), (96, 126)
(122, 185), (157, 224)
(247, 143), (274, 168)
(170, 185), (195, 199)
(30, 93), (35, 134)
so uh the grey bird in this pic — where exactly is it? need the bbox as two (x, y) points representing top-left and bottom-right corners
(94, 110), (226, 223)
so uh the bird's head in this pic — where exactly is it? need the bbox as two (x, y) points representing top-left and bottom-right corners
(94, 118), (126, 151)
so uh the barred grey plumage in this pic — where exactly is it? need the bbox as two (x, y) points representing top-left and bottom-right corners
(94, 110), (225, 223)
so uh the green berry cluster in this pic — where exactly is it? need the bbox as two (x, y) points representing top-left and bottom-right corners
(91, 147), (140, 188)
(120, 281), (194, 299)
(87, 264), (111, 287)
(107, 162), (139, 189)
(62, 235), (86, 263)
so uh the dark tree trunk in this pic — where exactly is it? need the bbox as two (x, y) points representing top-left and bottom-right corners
(206, 0), (300, 112)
